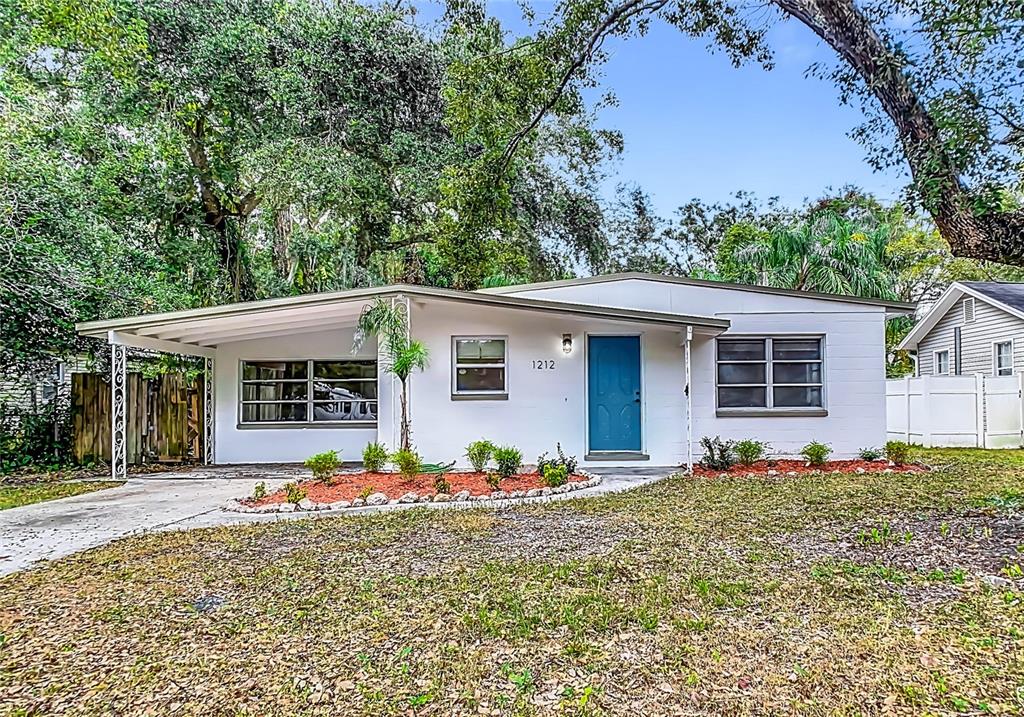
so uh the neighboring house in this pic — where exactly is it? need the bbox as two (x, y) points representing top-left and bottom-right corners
(898, 282), (1024, 377)
(76, 273), (911, 472)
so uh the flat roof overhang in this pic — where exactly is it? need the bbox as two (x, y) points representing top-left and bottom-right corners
(77, 284), (731, 357)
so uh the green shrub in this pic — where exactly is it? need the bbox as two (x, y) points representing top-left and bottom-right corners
(536, 443), (578, 475)
(800, 441), (832, 466)
(465, 439), (495, 472)
(541, 463), (568, 488)
(699, 436), (736, 471)
(283, 481), (307, 504)
(485, 471), (501, 490)
(493, 445), (523, 479)
(734, 439), (770, 466)
(858, 446), (883, 461)
(884, 440), (912, 466)
(357, 485), (374, 500)
(304, 450), (340, 482)
(252, 481), (267, 500)
(391, 448), (422, 479)
(362, 442), (389, 472)
(433, 474), (451, 494)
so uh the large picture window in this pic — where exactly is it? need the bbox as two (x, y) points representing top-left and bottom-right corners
(716, 337), (824, 411)
(239, 359), (377, 425)
(452, 337), (507, 395)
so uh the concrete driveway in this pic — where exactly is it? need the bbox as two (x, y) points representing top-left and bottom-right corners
(0, 465), (673, 576)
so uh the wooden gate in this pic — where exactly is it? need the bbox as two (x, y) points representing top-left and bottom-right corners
(72, 373), (204, 465)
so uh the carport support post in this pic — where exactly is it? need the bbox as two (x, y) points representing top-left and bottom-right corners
(684, 325), (693, 474)
(203, 357), (215, 464)
(110, 343), (127, 481)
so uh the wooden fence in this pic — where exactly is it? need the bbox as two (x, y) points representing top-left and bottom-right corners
(72, 373), (204, 464)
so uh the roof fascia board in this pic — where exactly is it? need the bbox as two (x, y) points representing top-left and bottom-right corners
(108, 331), (216, 359)
(481, 272), (916, 312)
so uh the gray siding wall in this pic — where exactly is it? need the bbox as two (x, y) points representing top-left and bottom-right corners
(918, 295), (1024, 375)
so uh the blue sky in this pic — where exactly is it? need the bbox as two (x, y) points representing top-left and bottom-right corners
(413, 1), (909, 218)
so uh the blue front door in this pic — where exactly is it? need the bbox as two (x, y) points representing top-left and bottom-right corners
(588, 336), (642, 451)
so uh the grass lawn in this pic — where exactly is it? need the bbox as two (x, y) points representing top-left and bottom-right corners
(1, 448), (1022, 715)
(0, 479), (123, 510)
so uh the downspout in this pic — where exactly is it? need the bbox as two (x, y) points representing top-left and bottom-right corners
(684, 325), (693, 474)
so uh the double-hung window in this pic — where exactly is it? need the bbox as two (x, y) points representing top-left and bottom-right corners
(716, 337), (824, 411)
(934, 350), (950, 375)
(994, 341), (1013, 377)
(452, 337), (507, 396)
(239, 359), (377, 425)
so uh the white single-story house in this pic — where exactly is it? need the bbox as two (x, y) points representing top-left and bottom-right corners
(76, 273), (912, 477)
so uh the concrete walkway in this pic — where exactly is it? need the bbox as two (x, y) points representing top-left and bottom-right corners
(0, 465), (674, 576)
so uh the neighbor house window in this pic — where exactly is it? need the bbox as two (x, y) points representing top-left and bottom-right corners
(239, 359), (377, 424)
(716, 337), (824, 411)
(934, 350), (950, 375)
(994, 341), (1013, 377)
(452, 337), (507, 395)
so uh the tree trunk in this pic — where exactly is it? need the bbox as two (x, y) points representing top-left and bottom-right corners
(772, 0), (1024, 265)
(399, 378), (410, 452)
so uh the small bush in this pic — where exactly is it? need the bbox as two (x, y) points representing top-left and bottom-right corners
(283, 481), (307, 504)
(492, 445), (523, 479)
(465, 440), (495, 472)
(536, 443), (578, 475)
(884, 440), (912, 466)
(485, 471), (501, 490)
(304, 450), (340, 482)
(699, 436), (736, 471)
(357, 485), (374, 500)
(800, 441), (832, 466)
(391, 448), (422, 479)
(541, 463), (568, 488)
(362, 442), (388, 472)
(252, 482), (267, 500)
(433, 474), (451, 494)
(858, 446), (883, 461)
(734, 439), (770, 466)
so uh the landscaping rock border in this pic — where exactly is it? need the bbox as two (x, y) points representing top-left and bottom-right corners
(223, 472), (603, 514)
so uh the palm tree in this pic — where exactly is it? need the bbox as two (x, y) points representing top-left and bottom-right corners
(353, 298), (429, 451)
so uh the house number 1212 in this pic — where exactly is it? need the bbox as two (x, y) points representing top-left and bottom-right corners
(532, 360), (555, 370)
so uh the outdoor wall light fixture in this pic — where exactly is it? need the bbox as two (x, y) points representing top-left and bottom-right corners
(562, 333), (573, 354)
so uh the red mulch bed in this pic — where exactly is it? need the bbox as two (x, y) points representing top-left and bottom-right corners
(692, 459), (926, 477)
(245, 471), (587, 506)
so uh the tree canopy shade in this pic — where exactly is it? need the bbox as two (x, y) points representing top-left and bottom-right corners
(459, 0), (1024, 267)
(0, 0), (623, 378)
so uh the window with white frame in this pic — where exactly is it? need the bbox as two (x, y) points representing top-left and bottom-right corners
(239, 359), (377, 424)
(994, 341), (1013, 376)
(452, 337), (507, 395)
(934, 350), (950, 375)
(716, 337), (824, 410)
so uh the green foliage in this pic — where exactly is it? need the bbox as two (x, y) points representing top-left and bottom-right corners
(800, 442), (832, 467)
(283, 482), (306, 504)
(536, 443), (578, 475)
(465, 440), (495, 472)
(0, 395), (73, 472)
(884, 441), (912, 466)
(362, 443), (389, 473)
(391, 448), (422, 479)
(858, 447), (884, 462)
(252, 482), (267, 501)
(541, 463), (568, 488)
(699, 436), (736, 471)
(484, 471), (501, 490)
(734, 439), (770, 466)
(433, 474), (451, 494)
(492, 446), (522, 479)
(303, 450), (340, 483)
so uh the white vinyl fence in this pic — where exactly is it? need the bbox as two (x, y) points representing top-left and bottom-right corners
(886, 374), (1024, 448)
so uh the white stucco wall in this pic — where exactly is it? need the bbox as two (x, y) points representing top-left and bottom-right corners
(213, 328), (379, 464)
(209, 278), (888, 465)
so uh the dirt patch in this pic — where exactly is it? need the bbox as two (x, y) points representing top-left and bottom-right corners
(244, 471), (587, 505)
(779, 508), (1024, 587)
(693, 458), (926, 477)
